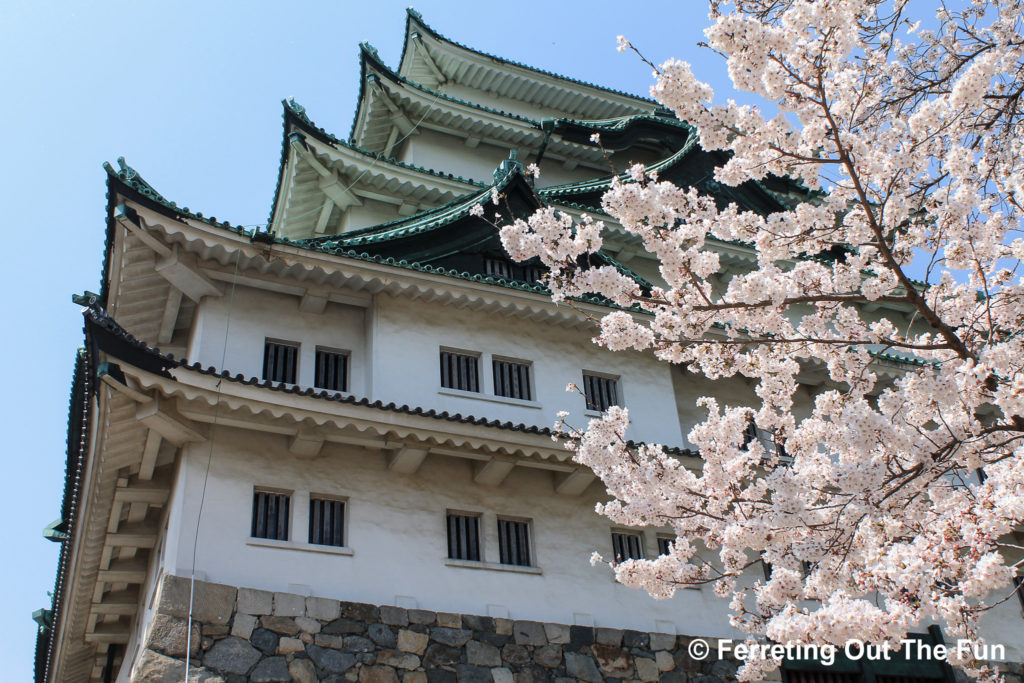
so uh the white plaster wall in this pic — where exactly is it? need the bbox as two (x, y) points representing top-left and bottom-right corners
(169, 430), (743, 638)
(188, 287), (369, 397)
(400, 130), (514, 186)
(370, 294), (683, 446)
(439, 84), (573, 122)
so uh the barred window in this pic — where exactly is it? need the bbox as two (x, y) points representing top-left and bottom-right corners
(251, 490), (290, 541)
(583, 372), (618, 412)
(263, 340), (298, 384)
(484, 257), (512, 279)
(523, 265), (545, 284)
(308, 496), (346, 547)
(497, 519), (531, 567)
(446, 512), (481, 561)
(611, 531), (644, 562)
(657, 536), (673, 556)
(315, 348), (348, 392)
(440, 350), (480, 392)
(492, 359), (532, 401)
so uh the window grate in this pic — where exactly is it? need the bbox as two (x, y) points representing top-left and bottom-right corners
(498, 519), (531, 566)
(263, 340), (298, 384)
(523, 265), (545, 284)
(492, 359), (531, 401)
(440, 351), (480, 392)
(484, 258), (512, 279)
(308, 497), (345, 547)
(315, 348), (348, 392)
(657, 537), (673, 556)
(611, 531), (643, 561)
(252, 490), (290, 541)
(583, 373), (618, 412)
(446, 513), (481, 561)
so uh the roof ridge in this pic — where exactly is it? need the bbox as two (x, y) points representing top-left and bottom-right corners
(284, 98), (485, 187)
(402, 8), (657, 107)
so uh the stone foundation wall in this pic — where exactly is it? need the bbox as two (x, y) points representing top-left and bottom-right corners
(130, 575), (746, 683)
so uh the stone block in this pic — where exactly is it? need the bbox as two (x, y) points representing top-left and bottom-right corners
(346, 635), (376, 652)
(250, 628), (279, 655)
(203, 636), (262, 675)
(596, 628), (624, 646)
(306, 644), (357, 674)
(278, 636), (305, 654)
(512, 621), (546, 646)
(132, 649), (224, 683)
(341, 601), (380, 623)
(467, 640), (501, 667)
(381, 605), (410, 626)
(238, 587), (274, 616)
(408, 609), (436, 625)
(361, 666), (400, 683)
(430, 627), (472, 647)
(251, 656), (291, 683)
(655, 650), (675, 672)
(649, 633), (675, 651)
(398, 629), (430, 655)
(379, 649), (421, 670)
(490, 668), (514, 683)
(623, 630), (649, 648)
(295, 615), (322, 634)
(368, 623), (398, 648)
(635, 657), (659, 681)
(404, 673), (428, 683)
(261, 616), (299, 636)
(592, 643), (633, 676)
(494, 618), (513, 636)
(564, 652), (602, 683)
(462, 615), (494, 632)
(273, 591), (305, 617)
(500, 644), (529, 666)
(145, 613), (200, 658)
(534, 644), (563, 669)
(156, 575), (236, 626)
(306, 596), (341, 620)
(569, 626), (594, 650)
(423, 642), (462, 667)
(436, 612), (462, 628)
(426, 669), (457, 683)
(323, 618), (367, 635)
(202, 623), (230, 637)
(315, 633), (346, 649)
(231, 613), (257, 640)
(289, 657), (318, 683)
(543, 623), (570, 645)
(455, 664), (491, 683)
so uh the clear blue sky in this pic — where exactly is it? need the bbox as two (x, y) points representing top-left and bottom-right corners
(0, 1), (738, 677)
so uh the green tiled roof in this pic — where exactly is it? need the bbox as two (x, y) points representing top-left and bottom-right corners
(401, 8), (656, 107)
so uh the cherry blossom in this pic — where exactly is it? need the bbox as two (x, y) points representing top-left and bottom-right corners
(501, 2), (1024, 680)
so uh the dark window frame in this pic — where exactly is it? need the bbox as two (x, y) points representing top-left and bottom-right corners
(308, 495), (346, 548)
(440, 349), (481, 393)
(492, 357), (533, 401)
(583, 371), (620, 412)
(446, 511), (482, 561)
(314, 346), (349, 393)
(263, 339), (299, 384)
(497, 517), (532, 567)
(251, 489), (291, 541)
(611, 530), (644, 562)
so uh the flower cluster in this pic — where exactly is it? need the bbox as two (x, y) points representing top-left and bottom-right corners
(504, 2), (1024, 680)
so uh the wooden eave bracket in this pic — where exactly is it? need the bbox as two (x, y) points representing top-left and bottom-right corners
(115, 204), (222, 302)
(411, 36), (448, 85)
(387, 445), (430, 474)
(135, 395), (207, 446)
(555, 469), (596, 496)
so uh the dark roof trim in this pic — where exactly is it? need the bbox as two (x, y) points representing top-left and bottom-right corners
(399, 8), (656, 107)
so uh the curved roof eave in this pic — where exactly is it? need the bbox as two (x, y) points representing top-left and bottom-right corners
(398, 8), (656, 112)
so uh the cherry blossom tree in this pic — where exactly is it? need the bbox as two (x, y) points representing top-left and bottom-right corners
(500, 1), (1024, 679)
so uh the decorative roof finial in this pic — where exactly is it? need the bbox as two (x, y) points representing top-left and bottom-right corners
(493, 150), (523, 182)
